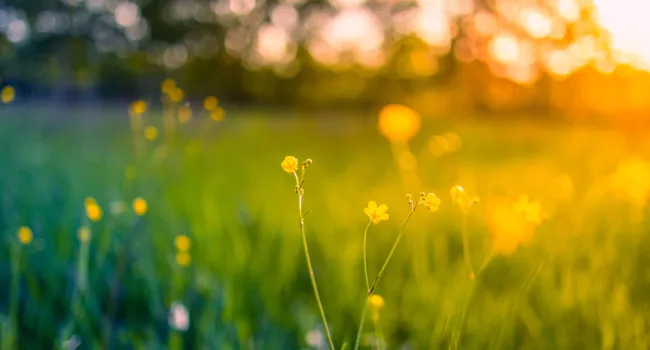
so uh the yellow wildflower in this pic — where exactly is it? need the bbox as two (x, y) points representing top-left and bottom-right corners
(144, 126), (158, 141)
(368, 294), (385, 311)
(161, 79), (177, 94)
(364, 201), (389, 224)
(513, 195), (547, 225)
(85, 198), (103, 222)
(281, 156), (299, 173)
(175, 235), (192, 252)
(1, 86), (16, 103)
(17, 226), (33, 245)
(176, 252), (191, 266)
(210, 107), (225, 121)
(129, 100), (147, 116)
(133, 197), (148, 216)
(203, 96), (218, 111)
(378, 104), (421, 143)
(178, 105), (193, 124)
(78, 226), (91, 243)
(450, 185), (479, 212)
(169, 88), (184, 103)
(422, 193), (441, 212)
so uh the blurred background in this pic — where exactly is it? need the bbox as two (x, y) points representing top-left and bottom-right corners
(3, 0), (650, 349)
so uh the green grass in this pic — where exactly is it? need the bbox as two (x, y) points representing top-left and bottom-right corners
(1, 106), (650, 349)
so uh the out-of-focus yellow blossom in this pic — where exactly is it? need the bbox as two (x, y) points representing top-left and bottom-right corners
(281, 156), (299, 173)
(85, 197), (103, 222)
(175, 235), (191, 252)
(176, 252), (191, 266)
(378, 104), (421, 143)
(513, 195), (547, 225)
(133, 197), (148, 216)
(78, 226), (91, 243)
(422, 193), (441, 212)
(161, 79), (177, 94)
(428, 135), (449, 157)
(610, 157), (650, 206)
(169, 88), (184, 103)
(368, 294), (385, 310)
(364, 201), (389, 224)
(125, 165), (137, 179)
(210, 107), (225, 121)
(17, 226), (33, 245)
(144, 126), (158, 141)
(1, 86), (16, 103)
(203, 96), (218, 111)
(129, 100), (147, 116)
(450, 185), (480, 212)
(487, 200), (535, 255)
(178, 105), (193, 124)
(442, 131), (462, 152)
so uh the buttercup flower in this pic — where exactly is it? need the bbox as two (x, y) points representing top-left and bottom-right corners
(2, 86), (16, 104)
(17, 226), (33, 245)
(364, 201), (389, 224)
(450, 185), (479, 212)
(85, 197), (103, 222)
(133, 197), (148, 216)
(178, 106), (193, 124)
(513, 195), (547, 225)
(203, 96), (218, 111)
(281, 156), (299, 173)
(129, 100), (147, 116)
(176, 252), (191, 266)
(368, 294), (385, 311)
(378, 104), (421, 143)
(423, 193), (441, 212)
(175, 235), (191, 252)
(144, 126), (158, 141)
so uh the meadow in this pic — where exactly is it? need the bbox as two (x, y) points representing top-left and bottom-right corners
(1, 101), (650, 349)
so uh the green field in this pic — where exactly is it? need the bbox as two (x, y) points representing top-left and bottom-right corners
(1, 106), (649, 349)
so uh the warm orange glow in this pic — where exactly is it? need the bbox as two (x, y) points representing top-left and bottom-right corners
(378, 104), (421, 143)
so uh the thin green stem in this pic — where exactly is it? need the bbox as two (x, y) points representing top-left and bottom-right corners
(353, 300), (368, 350)
(368, 209), (415, 295)
(294, 172), (335, 350)
(461, 213), (475, 279)
(363, 220), (372, 292)
(355, 210), (416, 350)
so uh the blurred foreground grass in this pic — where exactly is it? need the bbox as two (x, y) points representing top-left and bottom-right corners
(1, 105), (650, 349)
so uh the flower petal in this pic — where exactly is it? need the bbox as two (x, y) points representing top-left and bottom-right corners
(367, 201), (377, 210)
(379, 213), (389, 221)
(377, 204), (388, 214)
(364, 208), (372, 218)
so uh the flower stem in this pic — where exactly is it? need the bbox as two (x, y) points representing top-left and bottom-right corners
(363, 220), (372, 292)
(355, 210), (416, 350)
(367, 210), (415, 295)
(294, 172), (335, 350)
(461, 213), (475, 279)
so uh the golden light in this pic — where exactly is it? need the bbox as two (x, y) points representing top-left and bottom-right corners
(378, 104), (421, 144)
(489, 33), (520, 64)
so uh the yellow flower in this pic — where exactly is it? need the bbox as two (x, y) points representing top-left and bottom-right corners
(1, 86), (16, 104)
(203, 96), (218, 111)
(175, 235), (192, 252)
(161, 79), (177, 94)
(176, 252), (191, 266)
(378, 104), (421, 143)
(368, 294), (385, 311)
(364, 201), (389, 224)
(178, 105), (193, 124)
(513, 195), (547, 225)
(281, 156), (299, 173)
(487, 199), (535, 255)
(17, 226), (33, 245)
(169, 88), (184, 103)
(78, 226), (91, 243)
(423, 193), (441, 212)
(129, 100), (147, 116)
(144, 126), (158, 141)
(85, 197), (103, 222)
(450, 185), (479, 212)
(133, 197), (148, 216)
(210, 107), (225, 121)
